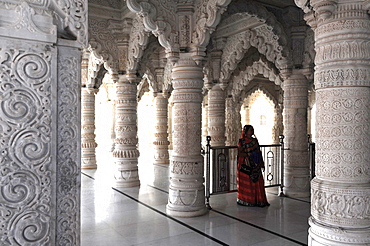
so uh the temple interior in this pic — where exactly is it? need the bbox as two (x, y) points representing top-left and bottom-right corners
(0, 0), (369, 245)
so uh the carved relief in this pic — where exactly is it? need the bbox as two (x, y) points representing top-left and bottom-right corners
(311, 179), (370, 227)
(126, 0), (178, 56)
(88, 18), (119, 72)
(0, 40), (54, 245)
(192, 0), (231, 47)
(315, 88), (370, 182)
(56, 45), (81, 245)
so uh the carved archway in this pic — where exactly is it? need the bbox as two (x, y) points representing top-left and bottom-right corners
(230, 58), (282, 102)
(217, 2), (291, 85)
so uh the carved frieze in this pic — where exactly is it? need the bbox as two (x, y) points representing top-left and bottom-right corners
(311, 179), (370, 227)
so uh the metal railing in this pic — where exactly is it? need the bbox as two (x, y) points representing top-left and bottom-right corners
(205, 135), (286, 208)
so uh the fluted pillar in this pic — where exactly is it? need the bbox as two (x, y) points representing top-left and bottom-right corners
(207, 84), (226, 146)
(283, 71), (310, 197)
(166, 56), (207, 217)
(113, 74), (140, 187)
(81, 87), (98, 169)
(297, 1), (370, 244)
(153, 93), (170, 165)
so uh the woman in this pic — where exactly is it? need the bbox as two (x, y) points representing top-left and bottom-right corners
(237, 125), (269, 207)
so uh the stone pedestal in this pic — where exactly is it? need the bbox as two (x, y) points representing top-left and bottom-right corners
(166, 56), (207, 217)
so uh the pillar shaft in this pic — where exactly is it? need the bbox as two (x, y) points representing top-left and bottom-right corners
(207, 84), (226, 146)
(113, 74), (140, 187)
(306, 1), (370, 244)
(225, 97), (241, 146)
(283, 72), (310, 197)
(166, 56), (207, 217)
(153, 93), (170, 165)
(81, 87), (98, 169)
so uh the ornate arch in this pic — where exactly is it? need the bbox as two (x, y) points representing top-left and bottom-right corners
(126, 0), (178, 60)
(242, 85), (277, 108)
(230, 58), (282, 102)
(192, 0), (232, 54)
(217, 2), (291, 87)
(222, 28), (288, 79)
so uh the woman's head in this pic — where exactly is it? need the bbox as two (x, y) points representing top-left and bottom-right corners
(243, 125), (254, 137)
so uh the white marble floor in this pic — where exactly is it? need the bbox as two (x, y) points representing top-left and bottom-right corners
(81, 159), (310, 246)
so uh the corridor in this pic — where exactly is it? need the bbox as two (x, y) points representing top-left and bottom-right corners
(80, 150), (310, 246)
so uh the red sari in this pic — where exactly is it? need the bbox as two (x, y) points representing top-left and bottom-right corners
(237, 137), (269, 207)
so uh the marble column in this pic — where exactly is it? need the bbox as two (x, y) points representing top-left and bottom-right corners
(153, 93), (170, 165)
(110, 100), (116, 152)
(301, 1), (370, 244)
(166, 56), (207, 217)
(201, 100), (209, 147)
(113, 74), (140, 187)
(207, 84), (226, 146)
(283, 71), (310, 198)
(225, 97), (241, 146)
(81, 87), (98, 169)
(273, 104), (284, 144)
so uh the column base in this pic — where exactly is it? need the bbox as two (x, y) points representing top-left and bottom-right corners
(308, 217), (370, 246)
(283, 188), (311, 198)
(166, 205), (208, 218)
(115, 180), (140, 188)
(81, 157), (97, 169)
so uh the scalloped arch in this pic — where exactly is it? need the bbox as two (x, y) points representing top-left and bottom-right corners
(243, 85), (277, 108)
(230, 58), (282, 102)
(219, 3), (291, 82)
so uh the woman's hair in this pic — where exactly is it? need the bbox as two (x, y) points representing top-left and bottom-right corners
(240, 125), (254, 139)
(243, 125), (253, 134)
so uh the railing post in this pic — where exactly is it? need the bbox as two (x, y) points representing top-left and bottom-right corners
(205, 136), (212, 209)
(279, 135), (285, 197)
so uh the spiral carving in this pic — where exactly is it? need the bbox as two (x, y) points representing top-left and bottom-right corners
(15, 54), (48, 84)
(10, 211), (49, 245)
(10, 128), (49, 167)
(0, 171), (38, 208)
(0, 87), (39, 125)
